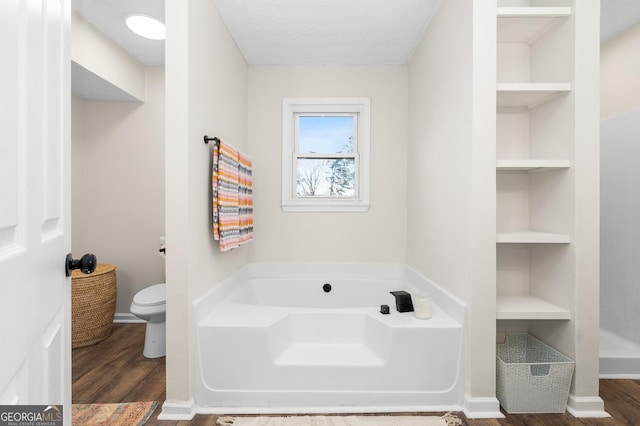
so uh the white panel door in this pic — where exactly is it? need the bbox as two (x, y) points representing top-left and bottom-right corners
(0, 0), (71, 424)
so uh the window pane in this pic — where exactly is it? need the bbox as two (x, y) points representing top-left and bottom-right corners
(296, 158), (355, 197)
(298, 115), (354, 154)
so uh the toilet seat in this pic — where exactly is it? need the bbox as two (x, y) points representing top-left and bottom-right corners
(133, 283), (166, 307)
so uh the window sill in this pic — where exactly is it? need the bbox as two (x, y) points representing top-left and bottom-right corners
(282, 200), (370, 213)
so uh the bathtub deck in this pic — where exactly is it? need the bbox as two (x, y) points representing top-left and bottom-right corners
(200, 303), (462, 328)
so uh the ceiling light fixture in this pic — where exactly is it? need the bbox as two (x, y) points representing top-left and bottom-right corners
(126, 14), (165, 40)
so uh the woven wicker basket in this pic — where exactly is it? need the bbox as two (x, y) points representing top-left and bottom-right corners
(71, 263), (117, 349)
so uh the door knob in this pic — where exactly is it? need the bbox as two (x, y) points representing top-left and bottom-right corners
(65, 253), (97, 277)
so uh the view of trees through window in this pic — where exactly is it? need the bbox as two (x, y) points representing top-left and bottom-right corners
(296, 115), (356, 198)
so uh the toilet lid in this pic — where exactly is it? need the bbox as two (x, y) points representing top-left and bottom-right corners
(133, 283), (166, 307)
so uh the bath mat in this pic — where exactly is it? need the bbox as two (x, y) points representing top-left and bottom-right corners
(72, 401), (157, 426)
(217, 413), (462, 426)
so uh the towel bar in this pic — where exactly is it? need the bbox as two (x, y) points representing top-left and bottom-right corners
(203, 135), (220, 145)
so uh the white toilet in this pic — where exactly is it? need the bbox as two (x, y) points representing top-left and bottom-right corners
(130, 237), (166, 358)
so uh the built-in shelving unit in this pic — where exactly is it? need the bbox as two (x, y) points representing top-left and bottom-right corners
(496, 231), (570, 244)
(491, 1), (603, 415)
(496, 83), (571, 108)
(495, 4), (573, 323)
(496, 159), (570, 172)
(496, 295), (570, 320)
(497, 7), (572, 44)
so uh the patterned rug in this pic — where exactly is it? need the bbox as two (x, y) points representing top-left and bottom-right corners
(72, 401), (157, 426)
(217, 413), (462, 426)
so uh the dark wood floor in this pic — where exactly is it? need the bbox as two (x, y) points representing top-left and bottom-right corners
(73, 323), (640, 425)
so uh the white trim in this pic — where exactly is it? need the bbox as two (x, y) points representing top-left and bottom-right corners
(281, 200), (370, 213)
(113, 312), (145, 323)
(197, 404), (462, 415)
(158, 399), (197, 421)
(462, 396), (504, 419)
(565, 394), (610, 418)
(282, 97), (370, 212)
(599, 373), (640, 379)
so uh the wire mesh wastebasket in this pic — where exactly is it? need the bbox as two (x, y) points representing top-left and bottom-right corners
(496, 333), (575, 413)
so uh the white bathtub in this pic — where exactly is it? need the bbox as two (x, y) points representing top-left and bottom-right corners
(600, 328), (640, 378)
(193, 263), (466, 414)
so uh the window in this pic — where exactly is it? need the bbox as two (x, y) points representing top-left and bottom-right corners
(282, 98), (370, 212)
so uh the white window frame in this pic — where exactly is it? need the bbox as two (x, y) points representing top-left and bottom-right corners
(282, 97), (370, 212)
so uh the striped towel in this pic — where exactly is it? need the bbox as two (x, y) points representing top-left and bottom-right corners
(212, 140), (253, 252)
(212, 142), (220, 240)
(238, 151), (253, 245)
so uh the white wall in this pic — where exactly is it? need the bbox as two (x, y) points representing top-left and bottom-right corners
(71, 11), (146, 102)
(600, 20), (640, 345)
(601, 108), (640, 345)
(71, 67), (165, 314)
(407, 1), (474, 300)
(248, 65), (408, 263)
(407, 0), (497, 413)
(601, 22), (640, 120)
(164, 0), (248, 408)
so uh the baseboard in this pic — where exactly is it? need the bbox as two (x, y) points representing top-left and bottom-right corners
(566, 394), (610, 418)
(599, 373), (640, 379)
(599, 355), (640, 378)
(198, 405), (462, 415)
(158, 399), (196, 421)
(462, 396), (504, 419)
(114, 313), (145, 323)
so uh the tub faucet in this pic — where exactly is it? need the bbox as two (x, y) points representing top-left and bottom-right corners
(390, 291), (414, 313)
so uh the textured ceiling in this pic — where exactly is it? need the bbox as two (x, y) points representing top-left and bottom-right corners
(212, 0), (440, 65)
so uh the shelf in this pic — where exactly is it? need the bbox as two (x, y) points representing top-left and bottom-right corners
(497, 231), (570, 244)
(497, 7), (572, 44)
(494, 5), (579, 328)
(496, 159), (571, 173)
(497, 294), (571, 320)
(497, 83), (571, 108)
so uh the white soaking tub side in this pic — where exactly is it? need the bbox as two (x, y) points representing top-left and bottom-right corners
(192, 263), (467, 414)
